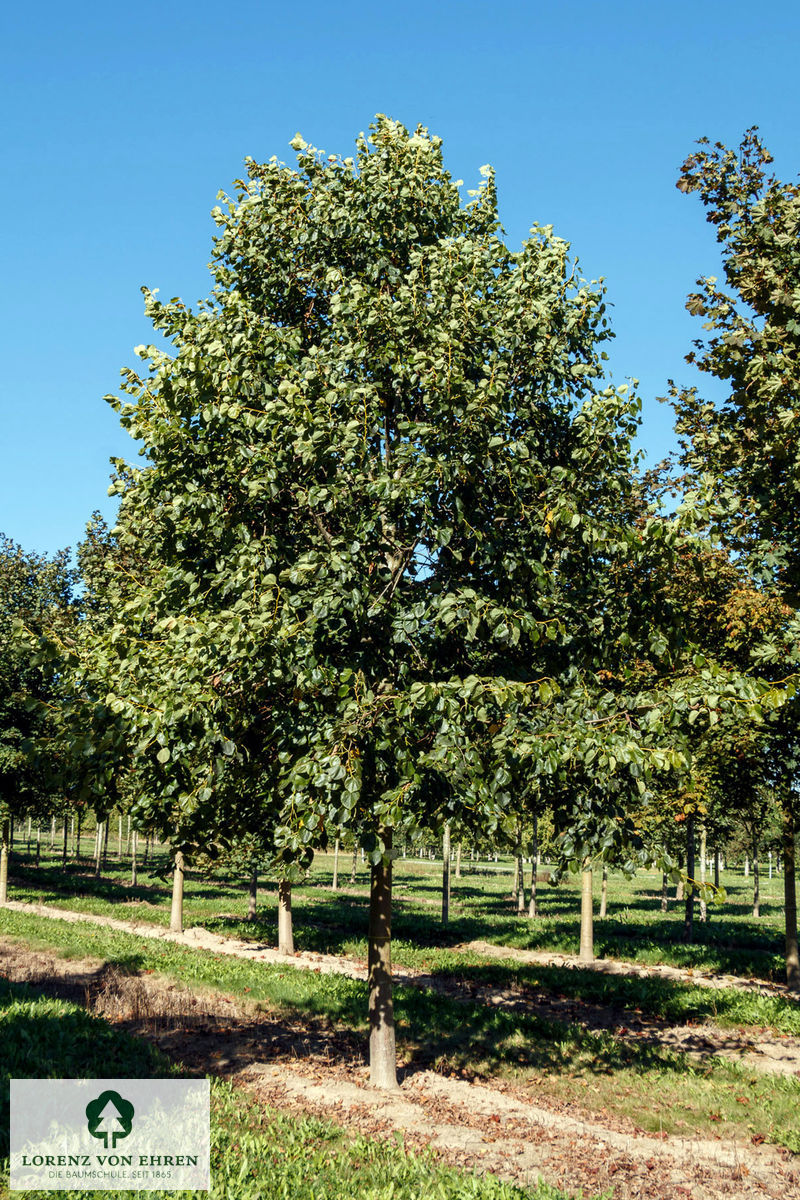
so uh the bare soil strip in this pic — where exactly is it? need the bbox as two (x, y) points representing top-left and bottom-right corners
(1, 938), (798, 1200)
(3, 899), (800, 1081)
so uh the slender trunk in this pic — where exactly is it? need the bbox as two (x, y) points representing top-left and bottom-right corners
(599, 864), (608, 919)
(35, 824), (41, 866)
(516, 853), (525, 913)
(579, 862), (594, 963)
(744, 854), (749, 878)
(0, 817), (10, 905)
(61, 816), (68, 867)
(783, 801), (800, 991)
(511, 855), (519, 899)
(170, 850), (185, 933)
(528, 817), (538, 918)
(94, 822), (103, 877)
(661, 871), (668, 912)
(441, 823), (451, 926)
(278, 880), (294, 954)
(351, 845), (358, 885)
(49, 815), (56, 851)
(74, 812), (81, 859)
(26, 816), (32, 853)
(131, 832), (138, 887)
(248, 866), (258, 921)
(331, 839), (339, 891)
(753, 837), (760, 919)
(675, 853), (684, 901)
(699, 826), (707, 922)
(102, 818), (109, 868)
(118, 814), (123, 860)
(769, 850), (773, 880)
(455, 842), (462, 879)
(143, 834), (150, 868)
(683, 815), (695, 943)
(714, 849), (720, 890)
(368, 828), (397, 1089)
(126, 815), (132, 855)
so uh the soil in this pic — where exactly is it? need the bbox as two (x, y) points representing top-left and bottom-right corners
(2, 924), (800, 1198)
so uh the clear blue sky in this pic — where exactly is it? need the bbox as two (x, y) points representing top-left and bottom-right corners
(2, 0), (798, 555)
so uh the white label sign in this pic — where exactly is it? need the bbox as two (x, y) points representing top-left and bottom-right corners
(10, 1079), (210, 1191)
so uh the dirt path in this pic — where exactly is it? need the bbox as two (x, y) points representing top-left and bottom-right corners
(4, 898), (800, 1081)
(1, 938), (797, 1200)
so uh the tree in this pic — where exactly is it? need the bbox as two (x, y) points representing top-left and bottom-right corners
(0, 535), (74, 903)
(82, 116), (688, 1087)
(673, 128), (800, 986)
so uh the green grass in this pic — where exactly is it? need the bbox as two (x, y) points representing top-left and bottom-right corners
(0, 972), (579, 1200)
(6, 844), (790, 983)
(2, 907), (799, 1156)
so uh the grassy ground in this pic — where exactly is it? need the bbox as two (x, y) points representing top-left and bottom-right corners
(1, 907), (799, 1156)
(0, 971), (576, 1200)
(6, 841), (790, 981)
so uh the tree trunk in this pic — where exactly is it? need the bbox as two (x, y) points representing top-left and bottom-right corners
(528, 817), (538, 918)
(131, 831), (138, 887)
(26, 816), (32, 853)
(441, 823), (451, 926)
(455, 842), (462, 879)
(118, 814), (123, 859)
(0, 816), (10, 905)
(683, 815), (695, 943)
(35, 823), (41, 866)
(351, 845), (358, 885)
(248, 866), (258, 921)
(699, 825), (707, 922)
(744, 854), (749, 878)
(714, 849), (720, 889)
(579, 862), (594, 964)
(661, 871), (668, 912)
(143, 834), (150, 868)
(102, 818), (109, 868)
(94, 822), (103, 877)
(61, 816), (68, 868)
(782, 801), (799, 990)
(368, 829), (397, 1089)
(753, 837), (760, 919)
(50, 815), (56, 851)
(170, 850), (185, 933)
(599, 864), (608, 919)
(75, 812), (82, 859)
(511, 854), (519, 899)
(331, 839), (339, 891)
(278, 880), (294, 954)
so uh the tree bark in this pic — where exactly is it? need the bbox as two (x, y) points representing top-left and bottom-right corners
(0, 816), (10, 905)
(660, 871), (668, 912)
(528, 816), (538, 918)
(753, 837), (760, 919)
(61, 816), (68, 868)
(170, 850), (185, 933)
(50, 815), (56, 851)
(94, 821), (103, 877)
(368, 829), (397, 1089)
(782, 801), (799, 990)
(714, 849), (720, 890)
(102, 818), (109, 868)
(131, 831), (138, 887)
(599, 864), (608, 919)
(331, 838), (339, 891)
(455, 842), (462, 879)
(118, 814), (123, 859)
(278, 880), (294, 954)
(579, 862), (594, 963)
(248, 866), (258, 921)
(516, 852), (525, 913)
(351, 845), (358, 885)
(441, 823), (451, 926)
(75, 812), (82, 859)
(699, 825), (707, 922)
(683, 815), (695, 943)
(35, 823), (41, 866)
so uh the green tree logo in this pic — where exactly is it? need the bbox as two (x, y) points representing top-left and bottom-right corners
(85, 1090), (134, 1149)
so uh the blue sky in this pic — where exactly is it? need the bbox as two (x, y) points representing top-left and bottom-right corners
(2, 0), (798, 555)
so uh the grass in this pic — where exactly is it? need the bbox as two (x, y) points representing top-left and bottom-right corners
(0, 972), (579, 1200)
(1, 907), (799, 1156)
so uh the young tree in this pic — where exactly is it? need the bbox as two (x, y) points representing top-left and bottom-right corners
(673, 129), (800, 985)
(83, 117), (690, 1087)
